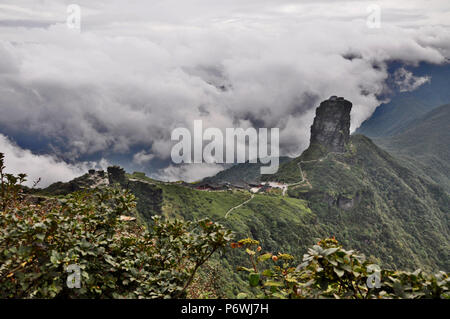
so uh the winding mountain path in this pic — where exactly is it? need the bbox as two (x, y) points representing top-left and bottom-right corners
(225, 194), (255, 219)
(281, 151), (340, 195)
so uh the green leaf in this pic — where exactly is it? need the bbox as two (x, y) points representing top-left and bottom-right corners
(262, 269), (275, 277)
(367, 264), (381, 273)
(236, 293), (248, 299)
(264, 281), (284, 287)
(323, 248), (339, 256)
(334, 268), (344, 277)
(249, 273), (260, 287)
(328, 259), (338, 266)
(272, 292), (287, 299)
(258, 253), (272, 262)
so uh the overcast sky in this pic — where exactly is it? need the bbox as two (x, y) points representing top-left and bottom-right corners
(1, 0), (449, 186)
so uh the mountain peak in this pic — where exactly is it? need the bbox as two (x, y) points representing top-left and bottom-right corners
(309, 96), (352, 153)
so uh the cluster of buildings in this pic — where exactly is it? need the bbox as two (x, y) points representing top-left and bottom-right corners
(189, 181), (288, 194)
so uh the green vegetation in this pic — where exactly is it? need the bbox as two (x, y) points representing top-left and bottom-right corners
(375, 104), (450, 192)
(149, 182), (319, 297)
(1, 150), (449, 299)
(30, 130), (449, 296)
(0, 153), (231, 298)
(203, 157), (292, 185)
(235, 237), (449, 299)
(260, 143), (329, 184)
(6, 120), (449, 298)
(265, 135), (449, 273)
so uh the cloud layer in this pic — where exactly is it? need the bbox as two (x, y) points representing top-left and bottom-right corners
(0, 0), (449, 181)
(0, 133), (107, 187)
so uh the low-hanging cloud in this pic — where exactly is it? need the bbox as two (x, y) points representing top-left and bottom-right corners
(0, 0), (449, 181)
(393, 67), (431, 92)
(152, 163), (226, 183)
(133, 150), (155, 165)
(0, 133), (108, 187)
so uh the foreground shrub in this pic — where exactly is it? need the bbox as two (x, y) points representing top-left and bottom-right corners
(235, 237), (449, 299)
(0, 153), (232, 298)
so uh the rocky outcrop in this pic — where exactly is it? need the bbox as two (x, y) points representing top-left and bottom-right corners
(41, 170), (108, 196)
(337, 193), (361, 210)
(310, 96), (352, 153)
(107, 166), (127, 185)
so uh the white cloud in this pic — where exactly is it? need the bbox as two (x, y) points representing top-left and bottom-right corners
(0, 133), (106, 187)
(393, 67), (431, 92)
(132, 150), (155, 165)
(151, 163), (225, 183)
(0, 0), (449, 181)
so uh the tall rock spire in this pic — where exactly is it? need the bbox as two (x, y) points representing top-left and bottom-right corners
(309, 96), (352, 153)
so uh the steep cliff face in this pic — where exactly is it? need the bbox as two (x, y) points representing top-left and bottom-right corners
(263, 96), (353, 182)
(107, 166), (127, 185)
(310, 96), (352, 153)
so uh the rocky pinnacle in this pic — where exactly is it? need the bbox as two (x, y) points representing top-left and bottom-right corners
(309, 96), (352, 153)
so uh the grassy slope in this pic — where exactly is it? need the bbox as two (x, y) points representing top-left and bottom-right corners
(261, 143), (329, 183)
(128, 174), (320, 297)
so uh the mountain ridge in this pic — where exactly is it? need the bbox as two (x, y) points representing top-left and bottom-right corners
(373, 103), (450, 192)
(357, 63), (450, 138)
(30, 96), (450, 296)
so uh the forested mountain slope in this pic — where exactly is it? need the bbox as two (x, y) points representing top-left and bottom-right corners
(374, 104), (450, 192)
